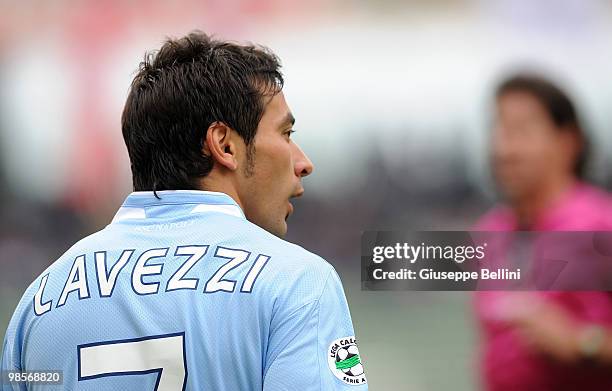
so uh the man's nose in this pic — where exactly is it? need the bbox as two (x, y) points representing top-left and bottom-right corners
(293, 142), (314, 178)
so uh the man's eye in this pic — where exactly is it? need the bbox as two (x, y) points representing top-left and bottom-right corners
(284, 129), (296, 138)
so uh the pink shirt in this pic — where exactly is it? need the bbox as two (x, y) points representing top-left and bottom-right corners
(475, 182), (612, 391)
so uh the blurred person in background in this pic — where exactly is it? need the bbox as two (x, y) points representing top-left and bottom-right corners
(475, 74), (612, 391)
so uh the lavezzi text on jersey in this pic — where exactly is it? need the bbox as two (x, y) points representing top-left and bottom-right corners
(33, 245), (271, 316)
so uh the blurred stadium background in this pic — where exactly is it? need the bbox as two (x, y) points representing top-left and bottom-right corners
(1, 0), (612, 389)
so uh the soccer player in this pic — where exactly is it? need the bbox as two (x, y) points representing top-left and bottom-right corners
(1, 31), (367, 390)
(475, 74), (612, 391)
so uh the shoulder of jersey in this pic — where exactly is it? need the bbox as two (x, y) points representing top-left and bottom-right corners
(241, 218), (334, 274)
(18, 229), (109, 302)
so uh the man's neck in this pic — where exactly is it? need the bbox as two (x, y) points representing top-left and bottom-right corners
(512, 176), (576, 228)
(198, 175), (244, 211)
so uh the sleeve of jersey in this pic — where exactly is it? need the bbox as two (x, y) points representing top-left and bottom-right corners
(263, 269), (368, 390)
(1, 332), (25, 391)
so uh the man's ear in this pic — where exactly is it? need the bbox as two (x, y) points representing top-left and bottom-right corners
(559, 127), (582, 165)
(203, 122), (238, 171)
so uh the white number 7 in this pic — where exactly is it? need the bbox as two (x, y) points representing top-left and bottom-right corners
(78, 332), (186, 391)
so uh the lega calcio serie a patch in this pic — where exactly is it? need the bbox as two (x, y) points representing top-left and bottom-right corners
(327, 336), (367, 385)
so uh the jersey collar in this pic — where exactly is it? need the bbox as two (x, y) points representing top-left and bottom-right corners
(112, 190), (245, 222)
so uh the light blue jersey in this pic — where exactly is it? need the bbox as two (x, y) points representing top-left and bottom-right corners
(1, 191), (367, 390)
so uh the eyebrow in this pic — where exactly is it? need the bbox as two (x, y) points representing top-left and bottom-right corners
(280, 112), (295, 128)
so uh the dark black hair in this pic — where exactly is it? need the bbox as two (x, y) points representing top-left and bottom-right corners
(122, 31), (283, 191)
(496, 74), (588, 178)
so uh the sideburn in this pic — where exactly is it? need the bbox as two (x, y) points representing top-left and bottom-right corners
(243, 143), (256, 178)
